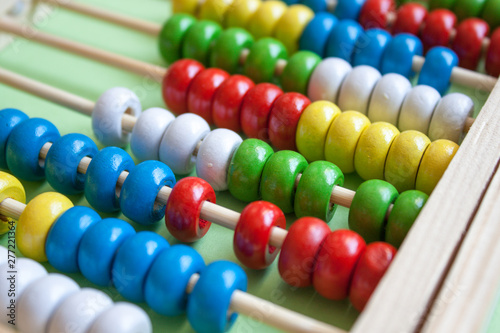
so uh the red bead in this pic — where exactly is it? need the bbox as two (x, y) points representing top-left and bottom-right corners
(452, 19), (490, 70)
(162, 59), (205, 114)
(212, 75), (255, 133)
(234, 201), (286, 270)
(313, 230), (366, 300)
(240, 83), (283, 142)
(486, 28), (500, 77)
(278, 217), (331, 288)
(392, 3), (427, 36)
(165, 177), (216, 243)
(268, 93), (311, 151)
(187, 68), (230, 124)
(420, 9), (457, 52)
(358, 0), (396, 30)
(349, 242), (397, 311)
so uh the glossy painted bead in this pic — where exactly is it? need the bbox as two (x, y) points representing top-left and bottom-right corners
(418, 47), (458, 95)
(165, 177), (216, 242)
(486, 28), (500, 77)
(454, 0), (487, 21)
(428, 93), (473, 142)
(244, 38), (288, 83)
(358, 0), (395, 29)
(224, 0), (260, 28)
(420, 9), (456, 52)
(6, 118), (60, 181)
(326, 19), (363, 62)
(274, 4), (314, 54)
(452, 19), (490, 70)
(368, 73), (412, 124)
(246, 1), (287, 39)
(172, 0), (198, 14)
(299, 12), (338, 57)
(234, 201), (286, 269)
(45, 134), (99, 195)
(88, 303), (152, 333)
(307, 57), (352, 103)
(338, 65), (381, 114)
(210, 28), (254, 73)
(392, 3), (427, 35)
(334, 0), (367, 20)
(0, 171), (25, 235)
(199, 0), (233, 23)
(398, 85), (441, 134)
(353, 28), (392, 69)
(182, 20), (222, 65)
(280, 51), (321, 95)
(158, 14), (196, 64)
(482, 0), (500, 30)
(381, 33), (423, 78)
(0, 108), (28, 169)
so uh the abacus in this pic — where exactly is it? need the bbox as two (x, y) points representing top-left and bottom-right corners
(0, 0), (499, 332)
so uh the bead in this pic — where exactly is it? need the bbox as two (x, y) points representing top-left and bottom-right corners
(334, 0), (367, 20)
(428, 93), (473, 142)
(324, 111), (371, 173)
(326, 19), (363, 62)
(452, 19), (490, 70)
(418, 47), (458, 95)
(162, 59), (205, 114)
(385, 131), (431, 192)
(210, 28), (254, 73)
(199, 0), (233, 23)
(348, 179), (399, 242)
(296, 101), (341, 162)
(307, 57), (352, 103)
(6, 118), (60, 181)
(398, 85), (441, 134)
(429, 0), (456, 10)
(182, 20), (222, 65)
(278, 217), (330, 287)
(381, 33), (423, 78)
(84, 147), (135, 213)
(280, 51), (321, 95)
(486, 28), (500, 77)
(120, 160), (176, 225)
(244, 38), (288, 83)
(234, 201), (286, 269)
(45, 134), (99, 195)
(358, 0), (395, 29)
(0, 108), (28, 169)
(145, 245), (205, 316)
(268, 92), (311, 151)
(313, 230), (366, 300)
(246, 1), (287, 39)
(16, 192), (73, 262)
(349, 242), (397, 311)
(299, 12), (337, 57)
(354, 123), (400, 180)
(165, 177), (215, 242)
(92, 87), (141, 147)
(224, 0), (261, 28)
(338, 65), (381, 114)
(454, 0), (487, 21)
(274, 4), (315, 54)
(386, 190), (428, 247)
(187, 261), (247, 333)
(368, 73), (412, 124)
(482, 0), (500, 30)
(46, 206), (101, 273)
(0, 171), (25, 235)
(172, 0), (198, 14)
(112, 232), (169, 302)
(228, 139), (274, 202)
(416, 139), (459, 195)
(420, 9), (456, 52)
(352, 28), (392, 69)
(158, 14), (196, 64)
(294, 161), (344, 221)
(260, 151), (308, 213)
(159, 113), (211, 175)
(392, 3), (427, 35)
(88, 303), (152, 333)
(212, 75), (255, 132)
(196, 129), (243, 190)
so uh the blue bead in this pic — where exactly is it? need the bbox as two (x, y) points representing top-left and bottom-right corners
(325, 19), (363, 62)
(119, 160), (176, 225)
(418, 47), (458, 96)
(299, 12), (337, 57)
(187, 261), (248, 333)
(78, 218), (136, 286)
(381, 33), (423, 78)
(112, 231), (169, 302)
(45, 134), (99, 195)
(299, 0), (327, 12)
(46, 206), (101, 273)
(145, 245), (205, 316)
(334, 0), (367, 20)
(0, 109), (29, 169)
(353, 28), (392, 70)
(6, 118), (60, 181)
(84, 147), (135, 213)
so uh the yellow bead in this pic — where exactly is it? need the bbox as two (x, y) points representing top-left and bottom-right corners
(199, 0), (234, 24)
(355, 122), (400, 181)
(173, 0), (198, 15)
(0, 172), (26, 235)
(296, 101), (341, 162)
(416, 139), (459, 195)
(246, 1), (287, 39)
(324, 111), (371, 173)
(273, 5), (314, 54)
(225, 0), (261, 28)
(385, 131), (431, 192)
(16, 192), (73, 262)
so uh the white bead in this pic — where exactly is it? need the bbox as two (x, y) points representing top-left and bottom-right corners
(47, 288), (113, 333)
(428, 93), (473, 143)
(130, 107), (175, 161)
(88, 302), (152, 333)
(368, 73), (412, 125)
(338, 65), (381, 114)
(92, 87), (142, 147)
(308, 57), (352, 103)
(17, 274), (80, 333)
(0, 246), (7, 266)
(196, 129), (243, 191)
(159, 113), (210, 175)
(399, 85), (441, 134)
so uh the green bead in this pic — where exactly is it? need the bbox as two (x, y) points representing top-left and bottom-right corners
(210, 28), (254, 74)
(243, 38), (288, 84)
(385, 190), (428, 248)
(228, 139), (274, 202)
(182, 20), (222, 65)
(158, 14), (196, 64)
(294, 161), (344, 222)
(454, 0), (488, 21)
(349, 180), (399, 243)
(429, 0), (457, 10)
(482, 0), (500, 29)
(280, 51), (321, 95)
(260, 151), (308, 214)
